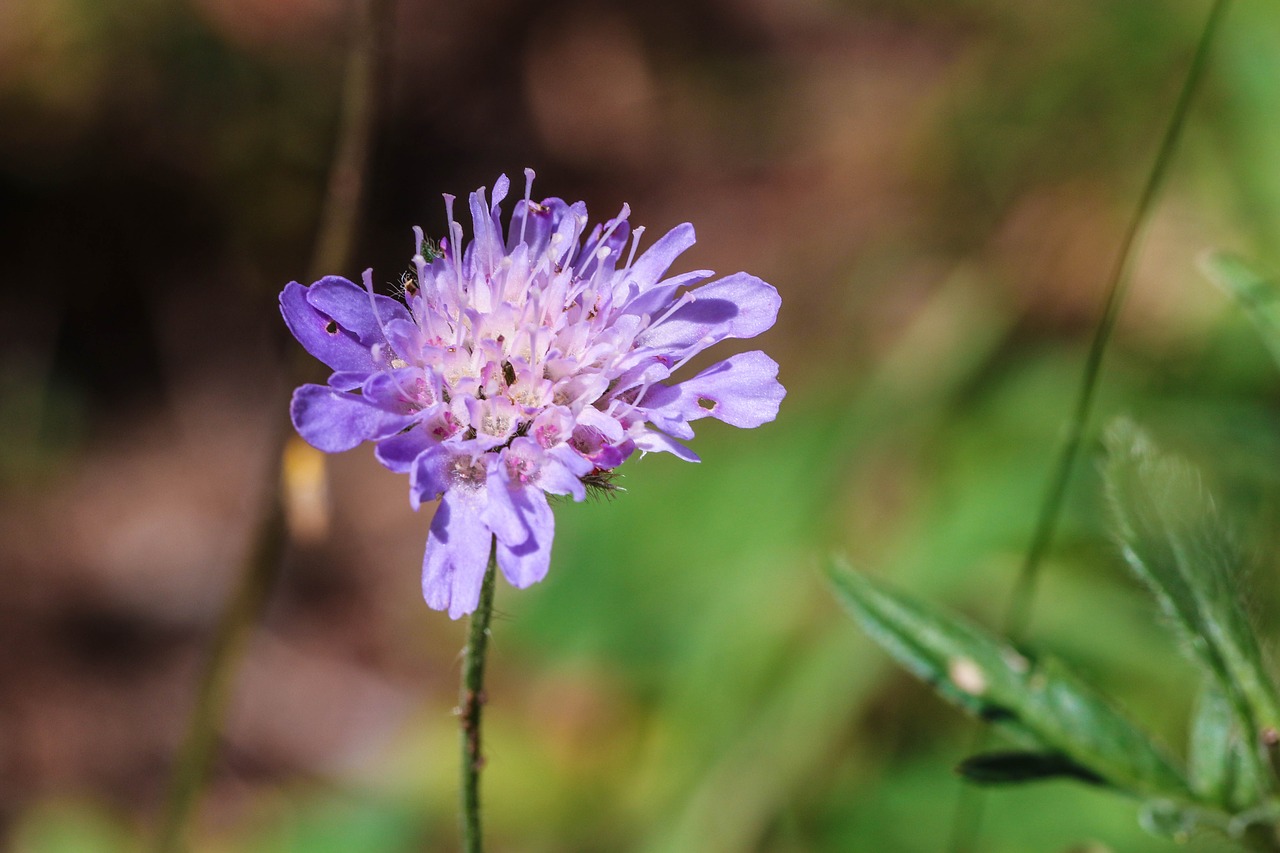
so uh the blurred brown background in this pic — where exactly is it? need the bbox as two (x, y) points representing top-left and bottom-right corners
(3, 0), (1280, 850)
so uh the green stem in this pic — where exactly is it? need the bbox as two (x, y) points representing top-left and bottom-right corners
(1003, 0), (1230, 643)
(460, 544), (499, 853)
(307, 0), (392, 282)
(948, 3), (1232, 851)
(153, 1), (390, 849)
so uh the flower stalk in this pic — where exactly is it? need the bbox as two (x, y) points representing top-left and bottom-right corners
(460, 542), (498, 853)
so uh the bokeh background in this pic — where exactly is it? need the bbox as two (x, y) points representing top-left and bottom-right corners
(4, 0), (1280, 850)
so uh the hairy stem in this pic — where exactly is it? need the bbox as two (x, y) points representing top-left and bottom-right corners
(948, 2), (1232, 851)
(461, 545), (499, 853)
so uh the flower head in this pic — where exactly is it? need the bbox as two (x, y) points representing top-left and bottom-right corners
(280, 171), (784, 618)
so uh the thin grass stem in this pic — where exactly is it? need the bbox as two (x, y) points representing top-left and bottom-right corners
(948, 3), (1232, 850)
(1002, 0), (1232, 643)
(152, 2), (391, 849)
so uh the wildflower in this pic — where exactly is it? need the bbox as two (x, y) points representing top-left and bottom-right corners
(280, 171), (785, 618)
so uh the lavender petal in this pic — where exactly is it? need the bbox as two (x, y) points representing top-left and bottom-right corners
(664, 350), (785, 428)
(280, 282), (376, 373)
(496, 486), (554, 589)
(291, 384), (414, 453)
(637, 273), (781, 356)
(422, 491), (494, 619)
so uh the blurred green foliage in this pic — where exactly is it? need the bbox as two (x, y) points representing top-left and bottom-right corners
(9, 0), (1280, 851)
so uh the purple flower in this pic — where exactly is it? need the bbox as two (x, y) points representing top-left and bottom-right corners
(280, 171), (785, 618)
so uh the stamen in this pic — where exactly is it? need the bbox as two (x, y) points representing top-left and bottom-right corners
(450, 220), (465, 283)
(581, 203), (629, 262)
(542, 234), (565, 278)
(600, 204), (630, 251)
(628, 383), (652, 412)
(411, 226), (430, 307)
(646, 290), (696, 332)
(443, 193), (463, 279)
(362, 269), (395, 351)
(520, 168), (536, 246)
(623, 225), (646, 271)
(363, 269), (419, 402)
(666, 336), (711, 377)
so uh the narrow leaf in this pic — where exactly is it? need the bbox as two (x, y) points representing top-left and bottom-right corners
(1189, 680), (1237, 805)
(828, 562), (1187, 798)
(1200, 251), (1280, 370)
(958, 751), (1105, 786)
(1188, 680), (1266, 810)
(1104, 421), (1280, 739)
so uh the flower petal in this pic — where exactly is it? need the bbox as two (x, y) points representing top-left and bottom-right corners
(328, 371), (373, 391)
(422, 492), (494, 619)
(363, 367), (438, 413)
(385, 318), (425, 358)
(508, 195), (556, 255)
(280, 282), (376, 373)
(541, 445), (591, 501)
(482, 462), (527, 547)
(576, 405), (625, 442)
(659, 350), (785, 428)
(620, 269), (714, 321)
(625, 222), (696, 295)
(632, 427), (701, 462)
(408, 444), (454, 509)
(375, 426), (434, 474)
(305, 275), (409, 345)
(469, 186), (504, 280)
(291, 384), (413, 453)
(637, 272), (781, 357)
(496, 487), (554, 589)
(489, 174), (510, 212)
(628, 386), (696, 440)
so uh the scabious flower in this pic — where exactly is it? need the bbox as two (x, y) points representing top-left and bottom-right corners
(280, 170), (784, 618)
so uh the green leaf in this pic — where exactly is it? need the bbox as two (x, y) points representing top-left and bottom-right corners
(1188, 680), (1267, 810)
(828, 562), (1188, 798)
(1104, 421), (1280, 737)
(1200, 251), (1280, 370)
(957, 751), (1105, 786)
(1188, 681), (1237, 805)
